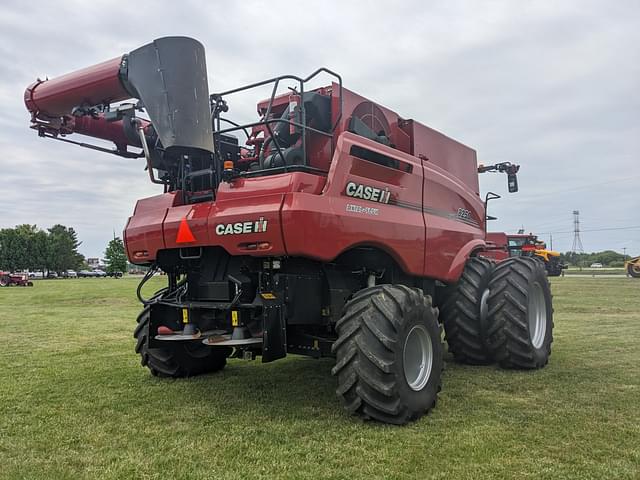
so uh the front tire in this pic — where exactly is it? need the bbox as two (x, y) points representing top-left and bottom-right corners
(485, 257), (553, 369)
(134, 307), (230, 377)
(440, 256), (494, 364)
(331, 284), (443, 425)
(628, 262), (640, 278)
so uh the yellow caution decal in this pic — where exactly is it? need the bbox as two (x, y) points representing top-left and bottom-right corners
(231, 310), (239, 327)
(182, 308), (189, 324)
(260, 292), (276, 300)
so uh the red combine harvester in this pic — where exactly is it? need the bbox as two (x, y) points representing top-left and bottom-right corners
(24, 37), (554, 424)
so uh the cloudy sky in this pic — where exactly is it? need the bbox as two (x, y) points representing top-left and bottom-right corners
(0, 0), (638, 258)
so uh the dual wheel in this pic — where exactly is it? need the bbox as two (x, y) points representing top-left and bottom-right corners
(441, 256), (553, 369)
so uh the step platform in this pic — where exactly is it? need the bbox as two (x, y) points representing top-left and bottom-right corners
(202, 335), (262, 346)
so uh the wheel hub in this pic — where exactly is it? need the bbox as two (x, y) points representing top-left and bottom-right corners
(528, 282), (547, 349)
(403, 324), (433, 391)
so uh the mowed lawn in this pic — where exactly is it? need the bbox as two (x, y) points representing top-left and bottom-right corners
(0, 277), (638, 479)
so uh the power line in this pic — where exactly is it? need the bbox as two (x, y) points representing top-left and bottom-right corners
(538, 225), (640, 235)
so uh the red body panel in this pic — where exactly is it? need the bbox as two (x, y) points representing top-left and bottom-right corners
(126, 131), (485, 283)
(125, 192), (181, 261)
(282, 133), (426, 276)
(403, 120), (480, 195)
(482, 232), (510, 261)
(423, 158), (485, 280)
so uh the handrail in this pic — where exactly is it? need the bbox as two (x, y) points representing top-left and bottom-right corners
(210, 68), (343, 175)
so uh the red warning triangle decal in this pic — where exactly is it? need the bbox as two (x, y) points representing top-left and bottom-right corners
(176, 218), (196, 243)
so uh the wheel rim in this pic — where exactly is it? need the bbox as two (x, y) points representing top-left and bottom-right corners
(528, 282), (547, 349)
(403, 324), (433, 391)
(479, 288), (490, 323)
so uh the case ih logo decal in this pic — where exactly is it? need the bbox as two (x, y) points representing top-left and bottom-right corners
(215, 217), (268, 236)
(345, 181), (391, 204)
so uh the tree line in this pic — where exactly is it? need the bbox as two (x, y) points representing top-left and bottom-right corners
(559, 250), (630, 268)
(0, 224), (84, 273)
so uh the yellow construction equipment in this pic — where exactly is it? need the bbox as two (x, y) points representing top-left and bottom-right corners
(625, 256), (640, 278)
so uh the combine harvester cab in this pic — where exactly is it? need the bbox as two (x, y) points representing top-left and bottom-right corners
(24, 37), (555, 424)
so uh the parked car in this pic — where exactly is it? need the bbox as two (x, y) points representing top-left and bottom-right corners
(92, 269), (107, 278)
(46, 272), (58, 279)
(590, 263), (603, 268)
(106, 271), (123, 278)
(62, 270), (78, 278)
(78, 270), (96, 278)
(28, 271), (44, 279)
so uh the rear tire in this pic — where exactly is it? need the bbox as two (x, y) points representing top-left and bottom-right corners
(134, 307), (230, 377)
(628, 262), (640, 278)
(440, 256), (494, 364)
(485, 257), (553, 369)
(332, 284), (443, 425)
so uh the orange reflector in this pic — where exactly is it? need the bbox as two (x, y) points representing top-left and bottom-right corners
(176, 218), (196, 243)
(224, 160), (234, 170)
(257, 242), (271, 250)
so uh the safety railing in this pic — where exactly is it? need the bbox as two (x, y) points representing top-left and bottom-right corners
(210, 68), (343, 177)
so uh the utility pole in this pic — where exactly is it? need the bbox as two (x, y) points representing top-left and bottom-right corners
(623, 247), (627, 260)
(549, 234), (553, 250)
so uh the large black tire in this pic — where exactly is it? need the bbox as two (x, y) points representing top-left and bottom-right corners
(485, 257), (553, 369)
(440, 256), (494, 364)
(331, 284), (443, 425)
(134, 307), (230, 377)
(628, 262), (640, 278)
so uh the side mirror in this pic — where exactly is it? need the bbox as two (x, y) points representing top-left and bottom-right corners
(508, 173), (518, 193)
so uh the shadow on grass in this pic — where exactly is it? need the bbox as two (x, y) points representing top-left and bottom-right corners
(130, 351), (507, 425)
(139, 355), (343, 423)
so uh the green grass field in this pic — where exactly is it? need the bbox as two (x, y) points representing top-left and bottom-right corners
(1, 277), (639, 479)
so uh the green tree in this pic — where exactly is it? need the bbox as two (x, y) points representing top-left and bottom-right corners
(104, 237), (127, 275)
(0, 228), (22, 271)
(46, 224), (84, 273)
(559, 250), (627, 267)
(0, 225), (47, 271)
(0, 224), (83, 273)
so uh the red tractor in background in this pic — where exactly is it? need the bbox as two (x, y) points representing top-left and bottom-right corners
(0, 272), (34, 287)
(24, 37), (554, 424)
(484, 232), (567, 276)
